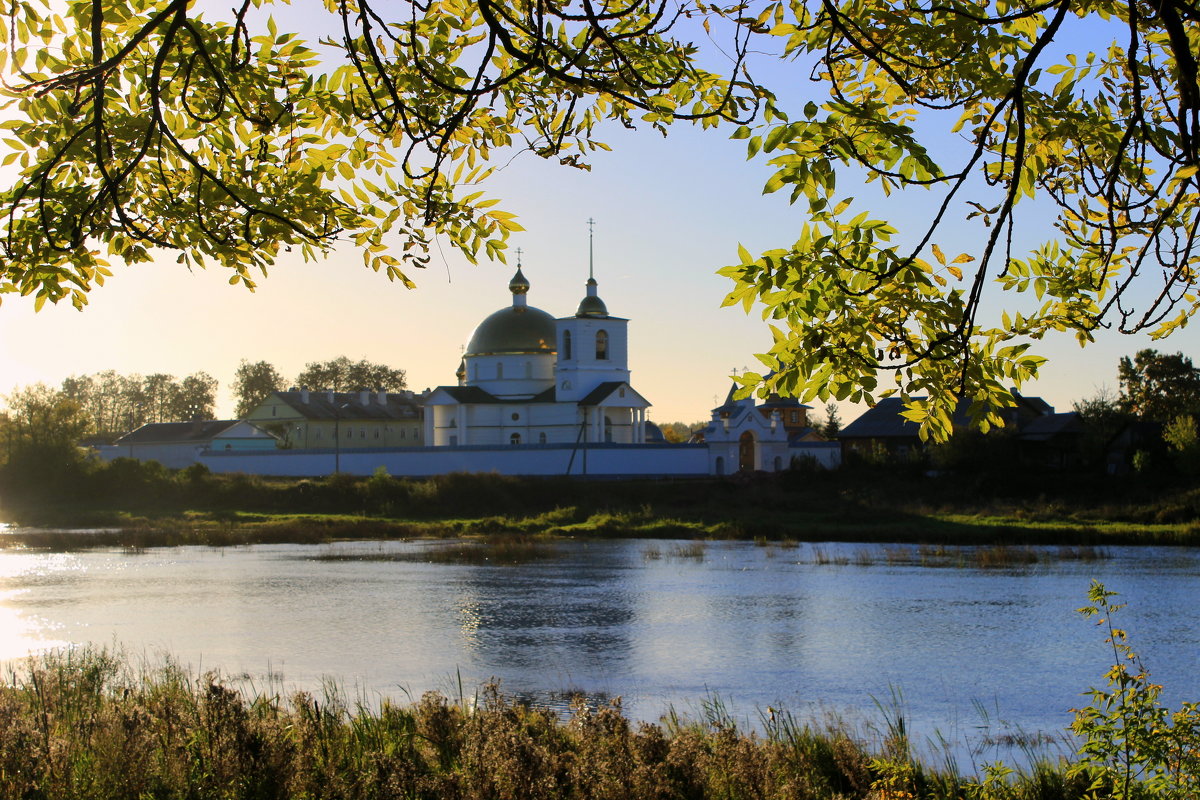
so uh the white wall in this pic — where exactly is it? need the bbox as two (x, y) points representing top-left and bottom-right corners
(199, 443), (710, 478)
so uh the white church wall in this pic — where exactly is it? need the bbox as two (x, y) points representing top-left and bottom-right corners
(199, 444), (710, 477)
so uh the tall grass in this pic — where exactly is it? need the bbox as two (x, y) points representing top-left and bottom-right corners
(0, 647), (1103, 800)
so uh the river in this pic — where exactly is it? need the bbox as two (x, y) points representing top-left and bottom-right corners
(1, 537), (1197, 764)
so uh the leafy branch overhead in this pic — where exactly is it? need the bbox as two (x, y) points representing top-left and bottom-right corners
(0, 0), (759, 307)
(721, 0), (1200, 439)
(4, 0), (1200, 441)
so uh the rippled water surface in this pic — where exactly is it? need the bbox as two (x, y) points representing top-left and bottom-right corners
(1, 539), (1197, 757)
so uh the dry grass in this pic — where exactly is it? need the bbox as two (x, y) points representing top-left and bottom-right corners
(0, 648), (1101, 800)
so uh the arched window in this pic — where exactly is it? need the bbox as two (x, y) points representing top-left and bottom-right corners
(715, 456), (725, 476)
(604, 415), (614, 442)
(596, 330), (609, 360)
(538, 432), (547, 444)
(563, 330), (572, 360)
(510, 432), (522, 445)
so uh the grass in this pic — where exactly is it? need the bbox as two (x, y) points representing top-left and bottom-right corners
(0, 647), (1105, 800)
(6, 468), (1200, 550)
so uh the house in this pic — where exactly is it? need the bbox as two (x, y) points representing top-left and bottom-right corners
(838, 393), (1055, 461)
(245, 389), (425, 449)
(102, 420), (278, 469)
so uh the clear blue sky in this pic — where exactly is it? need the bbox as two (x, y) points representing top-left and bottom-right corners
(0, 6), (1194, 425)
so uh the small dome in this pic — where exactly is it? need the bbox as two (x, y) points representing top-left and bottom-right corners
(509, 267), (530, 295)
(576, 278), (609, 317)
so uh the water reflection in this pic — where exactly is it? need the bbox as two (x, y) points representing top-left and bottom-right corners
(0, 539), (1195, 760)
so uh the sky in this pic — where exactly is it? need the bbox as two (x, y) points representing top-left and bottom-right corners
(1, 8), (1195, 427)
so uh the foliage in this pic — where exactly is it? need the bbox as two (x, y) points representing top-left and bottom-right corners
(295, 356), (407, 392)
(658, 420), (706, 443)
(60, 369), (218, 438)
(1117, 349), (1200, 422)
(1163, 414), (1200, 476)
(720, 0), (1200, 441)
(232, 359), (286, 418)
(1072, 388), (1131, 472)
(1070, 581), (1200, 800)
(819, 402), (842, 439)
(0, 0), (757, 309)
(1, 382), (90, 450)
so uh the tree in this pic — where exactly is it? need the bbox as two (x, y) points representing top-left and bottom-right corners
(1073, 387), (1132, 470)
(818, 402), (841, 439)
(168, 372), (218, 420)
(658, 421), (705, 443)
(295, 357), (406, 392)
(1117, 349), (1200, 422)
(232, 360), (286, 418)
(1, 383), (90, 454)
(58, 369), (217, 437)
(5, 0), (1200, 441)
(0, 0), (755, 309)
(720, 0), (1200, 441)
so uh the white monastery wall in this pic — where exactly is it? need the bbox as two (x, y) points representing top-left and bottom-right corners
(199, 444), (709, 478)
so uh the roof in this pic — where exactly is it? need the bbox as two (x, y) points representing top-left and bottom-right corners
(839, 393), (1055, 440)
(466, 305), (557, 356)
(838, 397), (920, 439)
(431, 385), (559, 405)
(1017, 412), (1083, 442)
(577, 381), (649, 407)
(115, 420), (241, 445)
(466, 270), (557, 356)
(275, 390), (421, 421)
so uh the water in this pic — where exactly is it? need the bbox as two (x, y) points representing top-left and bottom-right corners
(1, 538), (1198, 763)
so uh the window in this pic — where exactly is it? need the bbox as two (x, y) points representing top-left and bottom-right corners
(595, 330), (609, 360)
(538, 432), (547, 444)
(374, 429), (380, 439)
(496, 363), (504, 379)
(510, 432), (522, 445)
(316, 429), (322, 441)
(511, 412), (520, 421)
(563, 330), (572, 359)
(790, 410), (799, 424)
(604, 415), (613, 442)
(400, 428), (406, 440)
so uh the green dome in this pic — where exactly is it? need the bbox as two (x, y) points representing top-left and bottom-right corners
(575, 277), (609, 317)
(466, 305), (557, 355)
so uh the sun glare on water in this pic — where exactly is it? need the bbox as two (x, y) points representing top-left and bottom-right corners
(0, 552), (73, 662)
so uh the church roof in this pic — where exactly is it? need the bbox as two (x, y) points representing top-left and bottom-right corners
(435, 385), (559, 404)
(465, 268), (558, 356)
(577, 381), (650, 407)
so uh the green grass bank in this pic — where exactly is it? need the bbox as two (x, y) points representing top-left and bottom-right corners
(5, 457), (1200, 547)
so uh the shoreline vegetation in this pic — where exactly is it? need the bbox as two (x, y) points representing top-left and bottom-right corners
(5, 462), (1200, 550)
(0, 647), (1117, 800)
(6, 585), (1196, 800)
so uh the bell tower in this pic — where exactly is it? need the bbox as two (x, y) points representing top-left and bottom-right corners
(554, 220), (630, 402)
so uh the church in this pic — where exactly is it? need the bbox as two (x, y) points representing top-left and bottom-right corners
(423, 266), (653, 448)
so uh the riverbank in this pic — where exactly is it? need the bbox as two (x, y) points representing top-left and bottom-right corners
(0, 647), (1101, 800)
(4, 463), (1200, 547)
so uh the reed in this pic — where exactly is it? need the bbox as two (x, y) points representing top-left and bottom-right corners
(0, 648), (1101, 800)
